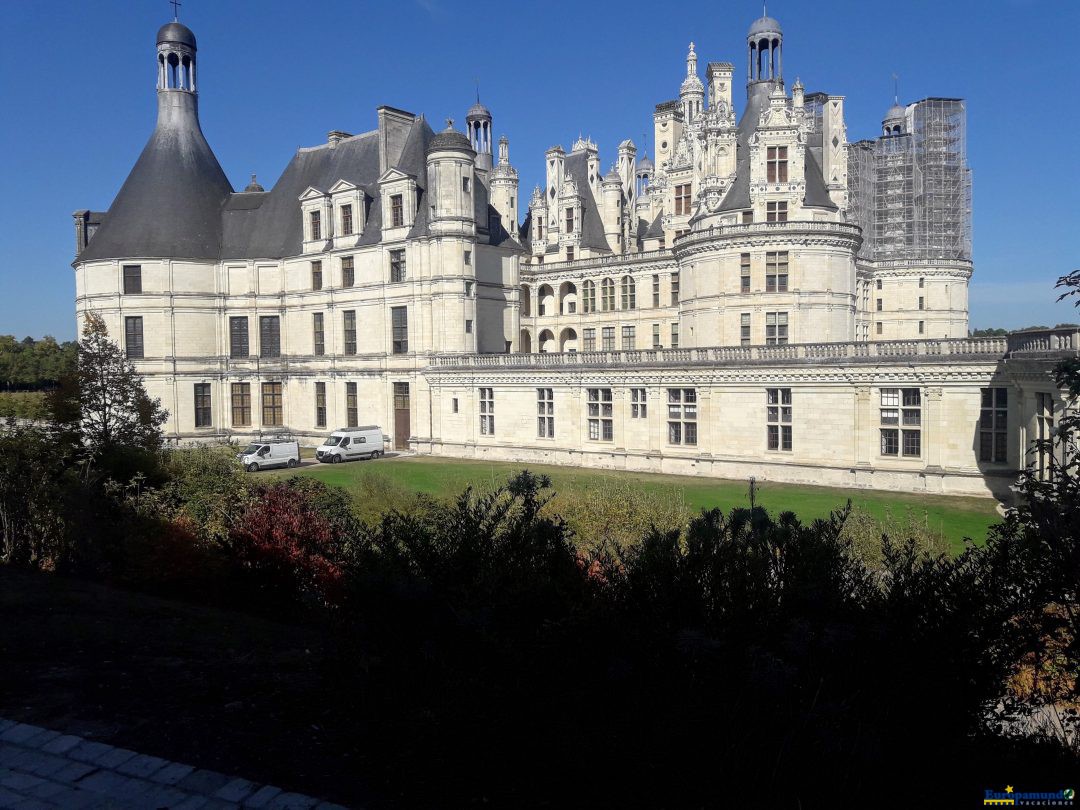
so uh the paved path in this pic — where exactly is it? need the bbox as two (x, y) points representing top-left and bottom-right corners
(0, 719), (349, 809)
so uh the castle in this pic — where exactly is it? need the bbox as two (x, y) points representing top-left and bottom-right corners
(72, 14), (1077, 499)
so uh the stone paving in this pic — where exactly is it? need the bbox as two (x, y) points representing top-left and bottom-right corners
(0, 718), (349, 809)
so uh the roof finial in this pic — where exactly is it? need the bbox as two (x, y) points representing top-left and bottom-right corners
(445, 117), (454, 129)
(170, 0), (181, 20)
(892, 72), (899, 104)
(475, 78), (480, 104)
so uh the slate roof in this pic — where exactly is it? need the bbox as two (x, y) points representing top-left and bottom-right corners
(78, 94), (233, 262)
(563, 150), (610, 253)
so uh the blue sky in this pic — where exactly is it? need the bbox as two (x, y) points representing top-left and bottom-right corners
(1, 0), (1077, 340)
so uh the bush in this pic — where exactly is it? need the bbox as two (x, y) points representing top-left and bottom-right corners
(154, 445), (252, 546)
(0, 391), (48, 420)
(840, 503), (951, 568)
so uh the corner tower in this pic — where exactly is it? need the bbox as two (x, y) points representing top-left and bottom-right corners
(77, 19), (232, 262)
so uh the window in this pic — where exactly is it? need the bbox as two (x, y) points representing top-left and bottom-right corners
(766, 388), (792, 451)
(740, 253), (751, 292)
(667, 388), (697, 445)
(261, 382), (283, 426)
(566, 246), (574, 262)
(765, 251), (788, 292)
(621, 276), (636, 310)
(602, 278), (615, 311)
(391, 306), (408, 354)
(765, 312), (788, 345)
(602, 326), (615, 351)
(315, 382), (327, 428)
(674, 184), (692, 216)
(313, 312), (325, 356)
(259, 316), (280, 359)
(876, 279), (882, 290)
(462, 176), (470, 193)
(652, 274), (660, 307)
(918, 296), (924, 310)
(876, 298), (883, 311)
(652, 323), (662, 348)
(741, 210), (753, 224)
(631, 388), (647, 418)
(122, 265), (142, 294)
(464, 250), (472, 266)
(390, 249), (406, 283)
(979, 388), (1008, 463)
(125, 316), (144, 359)
(766, 146), (788, 183)
(341, 256), (354, 288)
(479, 387), (495, 435)
(390, 194), (404, 228)
(583, 328), (596, 351)
(537, 388), (554, 438)
(621, 325), (635, 350)
(671, 322), (680, 349)
(919, 277), (924, 288)
(451, 397), (459, 414)
(1036, 392), (1055, 480)
(741, 313), (751, 346)
(231, 382), (251, 426)
(587, 388), (613, 441)
(670, 273), (680, 305)
(565, 207), (574, 233)
(880, 388), (921, 457)
(876, 322), (883, 336)
(345, 382), (358, 427)
(465, 319), (473, 334)
(309, 210), (321, 240)
(465, 281), (474, 296)
(919, 321), (924, 335)
(229, 316), (248, 359)
(194, 383), (211, 428)
(578, 280), (595, 313)
(341, 204), (353, 236)
(343, 310), (357, 355)
(766, 201), (788, 223)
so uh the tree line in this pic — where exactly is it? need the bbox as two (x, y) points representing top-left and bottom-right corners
(0, 335), (77, 391)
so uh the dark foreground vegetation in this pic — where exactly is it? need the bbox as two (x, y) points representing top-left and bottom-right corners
(1, 289), (1079, 807)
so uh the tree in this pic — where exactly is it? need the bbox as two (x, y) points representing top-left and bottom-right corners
(54, 312), (168, 459)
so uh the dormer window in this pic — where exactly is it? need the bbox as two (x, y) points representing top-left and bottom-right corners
(565, 207), (574, 233)
(310, 211), (321, 241)
(391, 194), (404, 228)
(674, 184), (692, 216)
(767, 146), (788, 183)
(341, 204), (354, 236)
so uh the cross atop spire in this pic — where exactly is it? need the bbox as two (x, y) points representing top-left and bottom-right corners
(170, 0), (181, 21)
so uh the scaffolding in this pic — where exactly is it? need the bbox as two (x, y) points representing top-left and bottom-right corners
(848, 98), (971, 261)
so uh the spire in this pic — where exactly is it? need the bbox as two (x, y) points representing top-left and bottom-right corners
(687, 41), (697, 76)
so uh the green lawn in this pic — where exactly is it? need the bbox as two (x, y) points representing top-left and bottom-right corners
(283, 455), (1000, 553)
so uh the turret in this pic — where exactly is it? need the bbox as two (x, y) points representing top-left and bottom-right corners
(490, 135), (519, 237)
(426, 120), (477, 236)
(76, 18), (232, 262)
(466, 99), (493, 170)
(747, 14), (783, 89)
(680, 42), (705, 122)
(601, 166), (624, 253)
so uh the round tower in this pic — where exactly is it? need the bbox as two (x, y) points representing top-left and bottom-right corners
(490, 135), (519, 237)
(601, 166), (624, 252)
(747, 14), (783, 87)
(157, 21), (197, 93)
(426, 119), (476, 236)
(883, 102), (906, 136)
(635, 153), (653, 198)
(465, 100), (493, 171)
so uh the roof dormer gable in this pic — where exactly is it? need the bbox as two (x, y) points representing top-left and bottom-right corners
(298, 186), (328, 203)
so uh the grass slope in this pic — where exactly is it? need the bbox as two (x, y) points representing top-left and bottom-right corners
(287, 455), (999, 552)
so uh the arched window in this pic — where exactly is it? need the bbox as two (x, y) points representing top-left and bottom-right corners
(601, 278), (615, 312)
(520, 285), (531, 318)
(538, 329), (555, 353)
(582, 280), (596, 313)
(559, 281), (578, 315)
(167, 52), (180, 89)
(560, 328), (578, 353)
(621, 275), (636, 310)
(519, 329), (532, 353)
(538, 285), (554, 317)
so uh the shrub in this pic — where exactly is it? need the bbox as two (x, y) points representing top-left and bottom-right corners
(0, 391), (48, 421)
(840, 504), (950, 568)
(155, 445), (252, 546)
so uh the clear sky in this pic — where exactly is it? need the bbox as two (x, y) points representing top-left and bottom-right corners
(1, 0), (1077, 341)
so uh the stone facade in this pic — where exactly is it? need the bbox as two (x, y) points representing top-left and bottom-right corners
(72, 15), (1076, 500)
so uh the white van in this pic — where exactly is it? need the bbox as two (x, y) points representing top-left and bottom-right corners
(238, 440), (301, 472)
(316, 426), (385, 463)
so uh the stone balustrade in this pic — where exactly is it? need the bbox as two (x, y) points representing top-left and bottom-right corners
(429, 329), (1080, 370)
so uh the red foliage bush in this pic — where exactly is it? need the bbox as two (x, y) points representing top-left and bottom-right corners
(229, 483), (346, 610)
